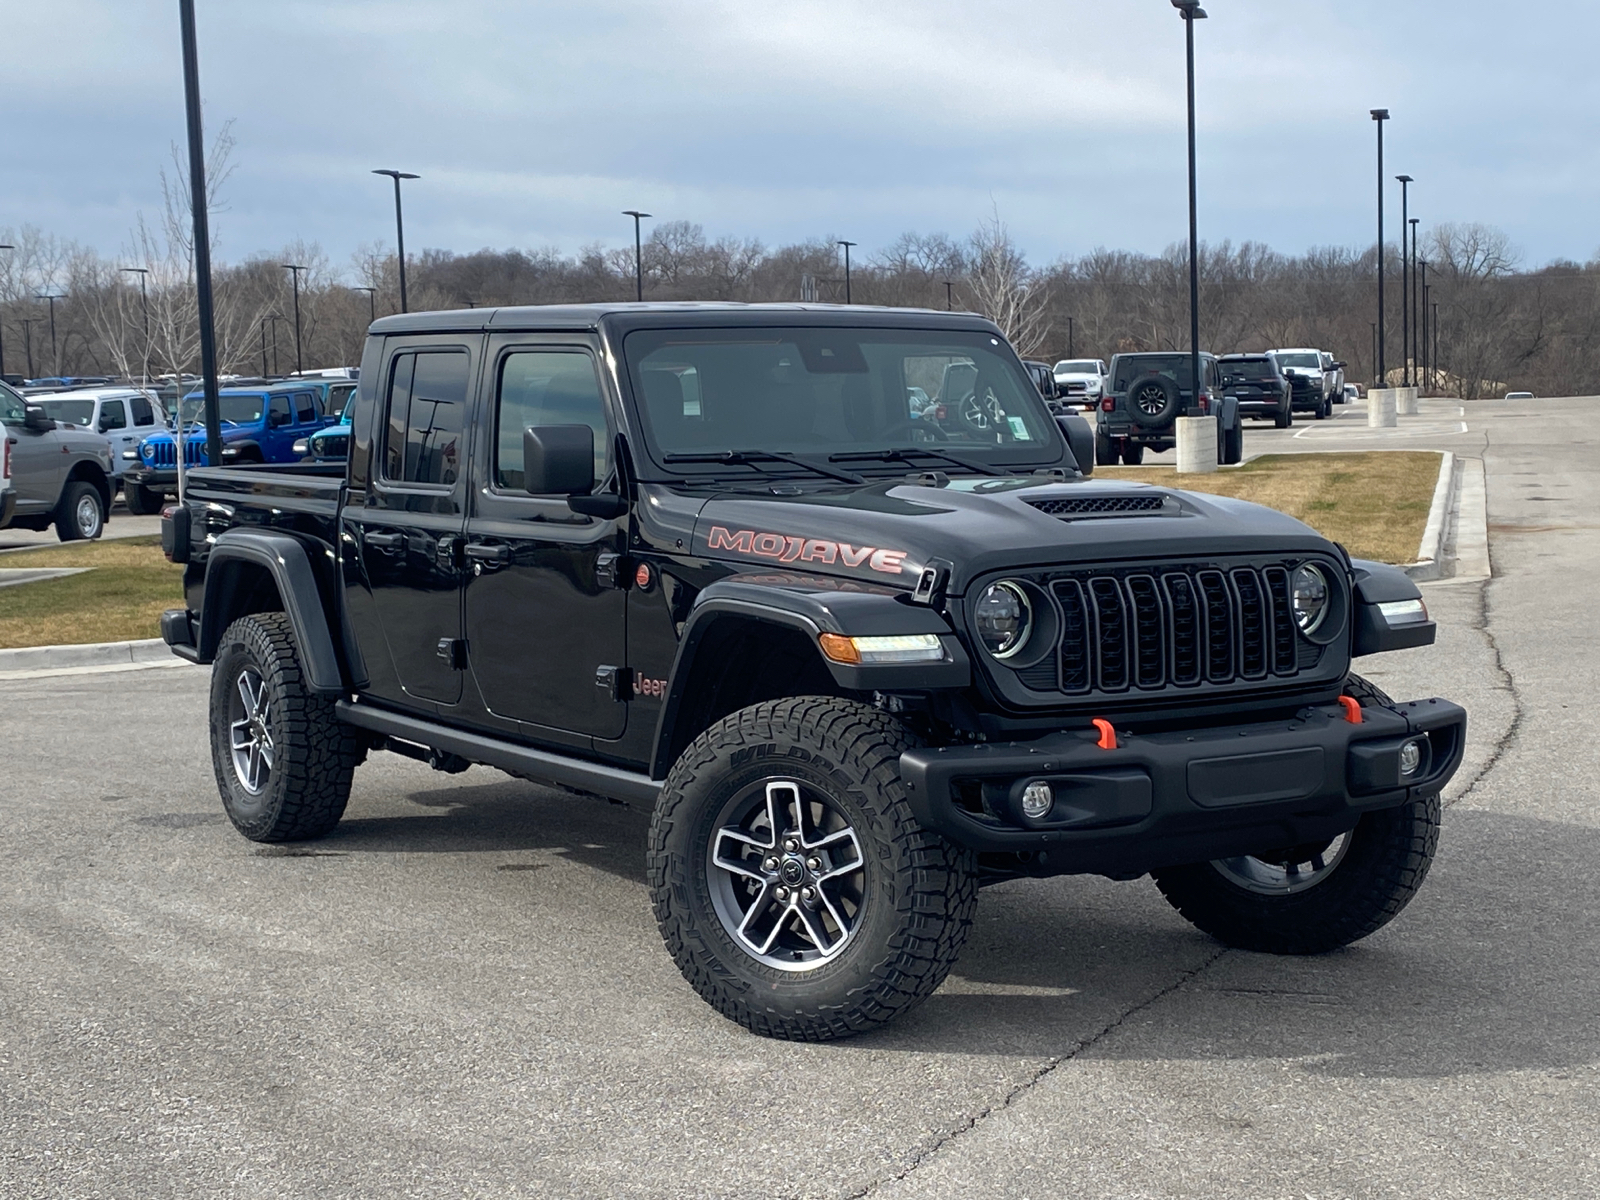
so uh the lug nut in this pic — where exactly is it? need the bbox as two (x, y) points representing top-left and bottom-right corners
(806, 856), (821, 872)
(801, 886), (816, 902)
(775, 886), (791, 902)
(784, 838), (799, 853)
(763, 856), (779, 872)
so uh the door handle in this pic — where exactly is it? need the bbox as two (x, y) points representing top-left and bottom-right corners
(364, 531), (404, 551)
(464, 543), (510, 563)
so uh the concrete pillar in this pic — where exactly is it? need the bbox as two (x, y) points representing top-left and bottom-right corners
(1397, 386), (1419, 415)
(1176, 416), (1218, 474)
(1368, 388), (1398, 428)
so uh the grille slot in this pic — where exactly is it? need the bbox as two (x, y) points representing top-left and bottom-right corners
(148, 440), (205, 468)
(1024, 559), (1327, 699)
(1027, 495), (1166, 517)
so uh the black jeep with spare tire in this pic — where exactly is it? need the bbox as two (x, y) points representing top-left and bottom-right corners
(158, 303), (1465, 1041)
(1096, 351), (1245, 466)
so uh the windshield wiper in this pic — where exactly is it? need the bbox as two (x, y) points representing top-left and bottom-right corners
(828, 446), (1003, 476)
(663, 449), (865, 485)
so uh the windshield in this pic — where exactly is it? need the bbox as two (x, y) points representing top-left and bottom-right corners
(34, 399), (97, 425)
(179, 392), (267, 424)
(1218, 359), (1278, 383)
(1274, 352), (1320, 369)
(1054, 360), (1100, 374)
(625, 327), (1060, 474)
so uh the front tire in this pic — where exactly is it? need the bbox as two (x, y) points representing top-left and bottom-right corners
(648, 697), (978, 1040)
(124, 481), (163, 515)
(209, 612), (358, 842)
(1151, 672), (1439, 954)
(1095, 428), (1118, 467)
(1120, 442), (1146, 466)
(55, 481), (104, 541)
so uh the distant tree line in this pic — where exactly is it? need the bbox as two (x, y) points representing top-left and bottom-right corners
(0, 139), (1587, 400)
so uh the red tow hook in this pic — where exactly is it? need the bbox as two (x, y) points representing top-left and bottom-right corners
(1092, 718), (1118, 750)
(1337, 696), (1363, 725)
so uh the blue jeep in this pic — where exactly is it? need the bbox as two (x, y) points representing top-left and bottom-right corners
(294, 387), (356, 463)
(123, 383), (334, 510)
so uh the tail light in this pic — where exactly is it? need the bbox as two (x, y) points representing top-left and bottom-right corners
(1100, 397), (1114, 412)
(1197, 391), (1211, 414)
(3, 436), (10, 481)
(935, 404), (947, 419)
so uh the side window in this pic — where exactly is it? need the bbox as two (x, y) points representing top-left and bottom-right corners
(495, 350), (608, 491)
(295, 392), (317, 423)
(269, 395), (293, 427)
(330, 384), (355, 416)
(382, 350), (468, 486)
(131, 395), (155, 426)
(100, 401), (127, 431)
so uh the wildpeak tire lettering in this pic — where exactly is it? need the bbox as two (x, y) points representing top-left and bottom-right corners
(706, 525), (909, 575)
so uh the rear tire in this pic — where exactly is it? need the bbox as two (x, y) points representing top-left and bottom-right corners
(209, 612), (358, 842)
(54, 481), (104, 542)
(1095, 429), (1118, 467)
(648, 697), (978, 1041)
(1120, 442), (1145, 466)
(1273, 404), (1292, 429)
(1222, 420), (1243, 464)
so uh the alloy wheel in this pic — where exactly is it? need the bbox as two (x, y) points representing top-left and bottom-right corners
(228, 666), (276, 795)
(1211, 832), (1351, 895)
(707, 779), (867, 971)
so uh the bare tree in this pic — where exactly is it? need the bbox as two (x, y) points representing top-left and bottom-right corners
(966, 211), (1050, 357)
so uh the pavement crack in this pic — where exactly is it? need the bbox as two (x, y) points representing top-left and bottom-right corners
(1444, 556), (1522, 811)
(844, 947), (1230, 1199)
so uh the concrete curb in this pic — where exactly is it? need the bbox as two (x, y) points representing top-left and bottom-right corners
(1404, 451), (1458, 581)
(0, 638), (175, 673)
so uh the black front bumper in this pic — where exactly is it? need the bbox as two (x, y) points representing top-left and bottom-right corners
(900, 697), (1466, 877)
(123, 465), (179, 491)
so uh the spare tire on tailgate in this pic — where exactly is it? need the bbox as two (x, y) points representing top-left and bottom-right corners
(1126, 373), (1181, 428)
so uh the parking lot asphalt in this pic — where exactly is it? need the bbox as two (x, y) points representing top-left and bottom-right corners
(0, 512), (161, 554)
(2, 397), (1595, 1198)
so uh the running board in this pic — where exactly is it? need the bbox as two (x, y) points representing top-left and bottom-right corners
(334, 700), (662, 806)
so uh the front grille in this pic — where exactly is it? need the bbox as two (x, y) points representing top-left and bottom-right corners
(148, 440), (206, 468)
(1027, 495), (1166, 517)
(1029, 561), (1317, 696)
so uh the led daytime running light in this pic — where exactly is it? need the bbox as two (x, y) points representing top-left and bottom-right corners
(818, 633), (945, 665)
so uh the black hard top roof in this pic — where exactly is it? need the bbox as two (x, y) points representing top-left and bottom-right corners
(1218, 352), (1277, 360)
(181, 382), (319, 397)
(369, 301), (1004, 337)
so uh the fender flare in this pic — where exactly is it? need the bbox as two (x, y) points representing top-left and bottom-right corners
(197, 530), (346, 693)
(648, 579), (970, 779)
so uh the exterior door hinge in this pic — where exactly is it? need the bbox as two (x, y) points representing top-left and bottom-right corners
(436, 638), (467, 669)
(595, 664), (633, 701)
(595, 551), (629, 589)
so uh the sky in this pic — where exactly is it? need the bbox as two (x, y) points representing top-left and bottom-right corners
(4, 0), (1594, 276)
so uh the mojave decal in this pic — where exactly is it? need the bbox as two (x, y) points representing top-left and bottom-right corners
(705, 526), (910, 576)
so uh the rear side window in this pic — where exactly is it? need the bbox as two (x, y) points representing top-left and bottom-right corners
(495, 350), (608, 490)
(383, 351), (468, 485)
(295, 392), (317, 423)
(330, 384), (356, 416)
(131, 395), (155, 426)
(99, 401), (127, 431)
(269, 395), (293, 426)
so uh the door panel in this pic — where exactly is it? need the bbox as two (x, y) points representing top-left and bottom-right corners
(345, 342), (477, 707)
(463, 340), (627, 738)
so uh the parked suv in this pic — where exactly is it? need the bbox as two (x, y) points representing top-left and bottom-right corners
(29, 387), (167, 498)
(0, 380), (116, 540)
(1052, 358), (1108, 409)
(124, 383), (335, 510)
(1216, 354), (1292, 428)
(1271, 349), (1339, 420)
(1097, 351), (1243, 465)
(160, 302), (1463, 1042)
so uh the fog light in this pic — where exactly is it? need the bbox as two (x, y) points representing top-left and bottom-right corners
(1020, 781), (1054, 819)
(1399, 739), (1424, 778)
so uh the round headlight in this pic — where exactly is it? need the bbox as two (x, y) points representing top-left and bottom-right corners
(975, 581), (1032, 659)
(1291, 563), (1329, 634)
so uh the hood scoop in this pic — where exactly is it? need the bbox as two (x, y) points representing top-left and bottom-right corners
(1025, 494), (1174, 519)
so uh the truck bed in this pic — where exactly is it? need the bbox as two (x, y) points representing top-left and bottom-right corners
(182, 462), (345, 546)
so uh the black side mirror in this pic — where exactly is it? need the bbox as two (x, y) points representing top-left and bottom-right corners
(524, 424), (596, 497)
(1332, 361), (1347, 370)
(1055, 413), (1095, 478)
(23, 405), (54, 432)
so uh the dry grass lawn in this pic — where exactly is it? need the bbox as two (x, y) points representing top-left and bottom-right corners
(0, 536), (184, 649)
(1108, 451), (1442, 563)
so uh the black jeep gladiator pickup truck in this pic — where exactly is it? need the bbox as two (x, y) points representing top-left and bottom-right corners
(161, 303), (1465, 1041)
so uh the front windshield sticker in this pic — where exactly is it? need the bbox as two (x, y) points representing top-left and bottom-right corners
(706, 525), (910, 575)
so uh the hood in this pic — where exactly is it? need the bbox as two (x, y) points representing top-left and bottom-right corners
(683, 475), (1333, 595)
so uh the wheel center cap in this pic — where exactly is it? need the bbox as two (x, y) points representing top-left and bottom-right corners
(780, 857), (806, 886)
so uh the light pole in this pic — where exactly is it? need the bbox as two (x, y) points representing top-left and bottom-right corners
(36, 293), (65, 375)
(0, 243), (12, 379)
(180, 0), (223, 475)
(622, 211), (651, 301)
(943, 280), (953, 311)
(838, 241), (857, 304)
(1419, 263), (1429, 391)
(1395, 175), (1411, 386)
(1067, 315), (1075, 358)
(1410, 217), (1421, 381)
(1432, 301), (1440, 389)
(19, 317), (37, 379)
(1174, 0), (1208, 411)
(120, 266), (151, 382)
(372, 169), (419, 313)
(265, 314), (284, 376)
(353, 285), (376, 325)
(1370, 321), (1378, 383)
(1372, 109), (1390, 386)
(281, 264), (307, 375)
